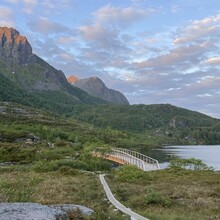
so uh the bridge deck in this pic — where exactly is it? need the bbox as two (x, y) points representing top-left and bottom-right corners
(93, 148), (160, 171)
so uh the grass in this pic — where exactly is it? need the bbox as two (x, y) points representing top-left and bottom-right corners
(0, 168), (129, 220)
(107, 166), (220, 220)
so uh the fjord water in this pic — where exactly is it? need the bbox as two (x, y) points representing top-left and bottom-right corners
(143, 145), (220, 170)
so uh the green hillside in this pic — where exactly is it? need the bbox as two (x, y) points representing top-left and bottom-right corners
(0, 72), (106, 113)
(0, 102), (151, 164)
(71, 104), (220, 145)
(1, 70), (220, 145)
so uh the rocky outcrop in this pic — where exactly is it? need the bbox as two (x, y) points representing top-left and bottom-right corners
(0, 26), (80, 94)
(0, 27), (32, 64)
(0, 27), (68, 91)
(67, 75), (78, 84)
(71, 76), (129, 105)
(0, 203), (94, 220)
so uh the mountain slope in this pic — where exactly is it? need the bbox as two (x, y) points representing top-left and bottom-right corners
(72, 104), (218, 131)
(69, 76), (129, 105)
(70, 104), (220, 144)
(0, 27), (106, 106)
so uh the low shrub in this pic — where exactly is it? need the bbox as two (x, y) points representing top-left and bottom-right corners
(58, 166), (79, 175)
(145, 189), (172, 207)
(169, 157), (214, 171)
(31, 160), (60, 172)
(114, 165), (149, 183)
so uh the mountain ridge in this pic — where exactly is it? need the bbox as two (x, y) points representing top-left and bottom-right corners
(67, 75), (129, 105)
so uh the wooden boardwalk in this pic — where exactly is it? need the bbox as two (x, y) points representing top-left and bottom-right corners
(99, 174), (149, 220)
(96, 148), (160, 219)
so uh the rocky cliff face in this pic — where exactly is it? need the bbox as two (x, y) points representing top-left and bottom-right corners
(67, 75), (78, 84)
(70, 76), (129, 105)
(0, 27), (32, 65)
(0, 27), (69, 91)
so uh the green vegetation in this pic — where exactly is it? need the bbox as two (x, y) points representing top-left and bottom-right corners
(107, 165), (220, 220)
(0, 170), (129, 219)
(0, 102), (220, 219)
(0, 102), (131, 218)
(0, 62), (106, 114)
(70, 104), (220, 145)
(169, 157), (214, 171)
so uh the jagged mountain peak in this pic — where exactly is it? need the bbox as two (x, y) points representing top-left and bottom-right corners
(0, 27), (32, 64)
(67, 75), (78, 84)
(0, 27), (27, 44)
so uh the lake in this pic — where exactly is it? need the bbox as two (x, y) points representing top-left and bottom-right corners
(142, 145), (220, 171)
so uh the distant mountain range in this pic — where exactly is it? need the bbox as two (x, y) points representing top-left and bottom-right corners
(67, 75), (129, 105)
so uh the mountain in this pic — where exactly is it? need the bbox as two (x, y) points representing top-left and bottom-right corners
(0, 27), (32, 65)
(72, 104), (218, 131)
(70, 104), (220, 144)
(67, 75), (129, 105)
(0, 27), (106, 110)
(67, 75), (78, 84)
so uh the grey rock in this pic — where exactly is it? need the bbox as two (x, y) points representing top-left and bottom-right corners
(0, 27), (32, 65)
(74, 77), (129, 105)
(50, 204), (94, 216)
(0, 27), (68, 92)
(0, 203), (56, 220)
(0, 203), (94, 220)
(0, 162), (17, 166)
(0, 106), (6, 113)
(12, 108), (28, 114)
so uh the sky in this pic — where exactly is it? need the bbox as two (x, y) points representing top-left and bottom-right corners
(1, 0), (220, 118)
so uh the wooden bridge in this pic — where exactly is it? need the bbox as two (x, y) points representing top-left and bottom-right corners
(94, 148), (160, 171)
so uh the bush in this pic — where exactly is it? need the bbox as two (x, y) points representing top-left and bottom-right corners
(58, 166), (79, 175)
(169, 157), (214, 171)
(114, 165), (148, 183)
(145, 190), (172, 207)
(31, 160), (60, 172)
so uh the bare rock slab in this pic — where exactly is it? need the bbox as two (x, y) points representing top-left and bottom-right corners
(0, 203), (94, 220)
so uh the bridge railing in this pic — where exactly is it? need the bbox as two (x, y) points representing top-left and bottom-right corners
(112, 148), (160, 170)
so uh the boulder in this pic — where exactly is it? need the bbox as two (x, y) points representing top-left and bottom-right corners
(0, 203), (94, 220)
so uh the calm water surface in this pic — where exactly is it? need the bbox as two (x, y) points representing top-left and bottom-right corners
(143, 145), (220, 170)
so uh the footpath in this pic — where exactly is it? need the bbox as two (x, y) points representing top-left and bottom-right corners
(99, 174), (149, 220)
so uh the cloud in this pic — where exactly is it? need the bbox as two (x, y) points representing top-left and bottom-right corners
(27, 17), (70, 34)
(40, 0), (72, 10)
(77, 4), (147, 76)
(79, 24), (126, 50)
(57, 36), (78, 45)
(22, 0), (37, 14)
(204, 57), (220, 65)
(173, 13), (220, 45)
(93, 4), (153, 27)
(171, 5), (180, 14)
(4, 0), (37, 14)
(5, 0), (19, 3)
(0, 6), (14, 27)
(134, 42), (212, 69)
